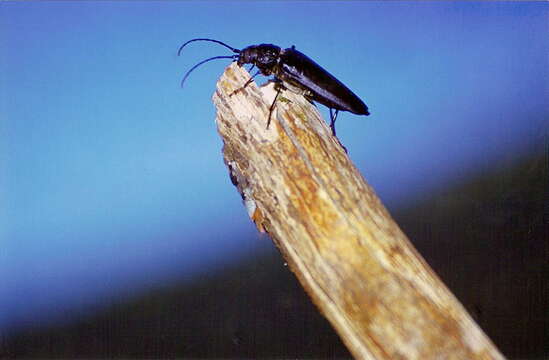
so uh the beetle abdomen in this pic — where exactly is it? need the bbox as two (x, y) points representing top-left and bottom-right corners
(278, 48), (369, 116)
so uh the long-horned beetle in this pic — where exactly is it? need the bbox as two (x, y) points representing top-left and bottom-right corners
(178, 38), (370, 136)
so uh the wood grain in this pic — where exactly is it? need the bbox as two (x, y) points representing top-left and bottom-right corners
(212, 63), (505, 360)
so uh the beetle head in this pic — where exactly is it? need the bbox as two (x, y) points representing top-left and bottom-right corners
(238, 44), (281, 75)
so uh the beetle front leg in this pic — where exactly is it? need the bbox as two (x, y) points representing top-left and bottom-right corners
(230, 70), (261, 96)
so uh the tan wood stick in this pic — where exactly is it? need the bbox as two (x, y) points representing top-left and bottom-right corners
(212, 62), (505, 360)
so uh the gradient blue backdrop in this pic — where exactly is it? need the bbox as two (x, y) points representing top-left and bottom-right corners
(1, 1), (547, 333)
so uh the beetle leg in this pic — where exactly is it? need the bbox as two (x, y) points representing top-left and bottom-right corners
(329, 109), (347, 152)
(329, 109), (339, 136)
(230, 70), (261, 96)
(267, 84), (282, 129)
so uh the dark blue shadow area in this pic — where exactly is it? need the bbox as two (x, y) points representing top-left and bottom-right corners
(1, 1), (547, 339)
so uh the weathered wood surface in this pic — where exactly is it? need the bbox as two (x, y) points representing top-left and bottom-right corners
(212, 62), (505, 360)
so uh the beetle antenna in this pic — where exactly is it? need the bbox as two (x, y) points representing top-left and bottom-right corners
(178, 38), (240, 56)
(180, 55), (237, 88)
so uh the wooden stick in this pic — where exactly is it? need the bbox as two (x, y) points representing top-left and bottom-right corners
(212, 63), (505, 360)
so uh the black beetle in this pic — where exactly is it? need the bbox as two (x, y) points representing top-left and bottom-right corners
(178, 38), (370, 136)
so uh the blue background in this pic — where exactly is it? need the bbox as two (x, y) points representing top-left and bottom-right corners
(1, 1), (547, 334)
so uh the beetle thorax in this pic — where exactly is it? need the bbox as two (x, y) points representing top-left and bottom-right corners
(238, 44), (281, 75)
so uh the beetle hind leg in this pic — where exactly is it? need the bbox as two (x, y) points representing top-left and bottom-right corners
(329, 109), (339, 136)
(329, 108), (347, 152)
